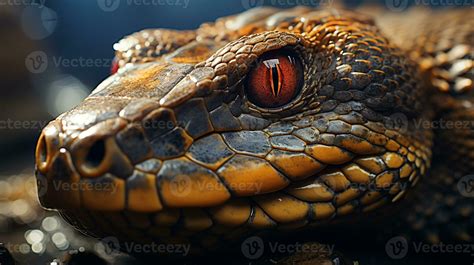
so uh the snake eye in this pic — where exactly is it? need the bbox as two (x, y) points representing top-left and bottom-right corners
(245, 50), (303, 108)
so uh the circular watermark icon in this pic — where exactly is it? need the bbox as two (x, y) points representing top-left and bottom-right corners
(36, 174), (48, 197)
(385, 0), (409, 11)
(98, 0), (120, 12)
(169, 175), (192, 198)
(241, 0), (264, 10)
(25, 51), (48, 74)
(21, 5), (57, 40)
(457, 175), (474, 198)
(385, 236), (408, 259)
(241, 236), (264, 260)
(101, 236), (120, 255)
(385, 113), (409, 133)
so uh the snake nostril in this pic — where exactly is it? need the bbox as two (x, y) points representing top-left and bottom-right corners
(84, 139), (106, 169)
(35, 123), (61, 172)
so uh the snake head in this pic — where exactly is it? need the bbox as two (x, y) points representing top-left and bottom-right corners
(35, 7), (433, 251)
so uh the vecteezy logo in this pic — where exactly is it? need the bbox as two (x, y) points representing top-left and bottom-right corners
(98, 0), (120, 12)
(25, 51), (48, 74)
(101, 236), (121, 255)
(241, 236), (264, 260)
(169, 175), (192, 198)
(386, 113), (408, 133)
(458, 175), (474, 198)
(241, 0), (264, 10)
(385, 236), (408, 259)
(385, 0), (409, 12)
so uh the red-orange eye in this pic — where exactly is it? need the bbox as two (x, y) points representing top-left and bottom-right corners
(245, 50), (303, 108)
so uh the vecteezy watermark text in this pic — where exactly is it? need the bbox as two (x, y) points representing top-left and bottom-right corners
(386, 236), (474, 259)
(384, 112), (474, 133)
(0, 119), (49, 131)
(100, 236), (190, 256)
(0, 116), (190, 132)
(0, 0), (46, 7)
(385, 0), (473, 11)
(51, 180), (118, 193)
(25, 51), (113, 74)
(241, 236), (335, 260)
(37, 175), (119, 197)
(97, 0), (190, 12)
(169, 175), (264, 198)
(241, 0), (332, 9)
(413, 119), (474, 130)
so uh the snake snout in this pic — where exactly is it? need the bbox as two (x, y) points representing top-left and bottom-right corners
(36, 117), (135, 179)
(35, 117), (137, 210)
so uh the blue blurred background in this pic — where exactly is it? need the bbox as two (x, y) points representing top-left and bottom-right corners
(25, 0), (467, 88)
(47, 0), (257, 87)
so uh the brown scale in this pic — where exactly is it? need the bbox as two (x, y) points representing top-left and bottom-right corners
(369, 8), (474, 94)
(114, 29), (197, 68)
(31, 6), (473, 263)
(362, 7), (474, 245)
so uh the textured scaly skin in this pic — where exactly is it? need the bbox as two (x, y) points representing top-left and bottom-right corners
(34, 7), (472, 256)
(371, 7), (474, 244)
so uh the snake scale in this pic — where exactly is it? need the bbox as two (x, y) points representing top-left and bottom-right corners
(34, 5), (474, 262)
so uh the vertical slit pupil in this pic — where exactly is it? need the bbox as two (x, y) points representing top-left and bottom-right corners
(271, 66), (279, 96)
(245, 49), (303, 108)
